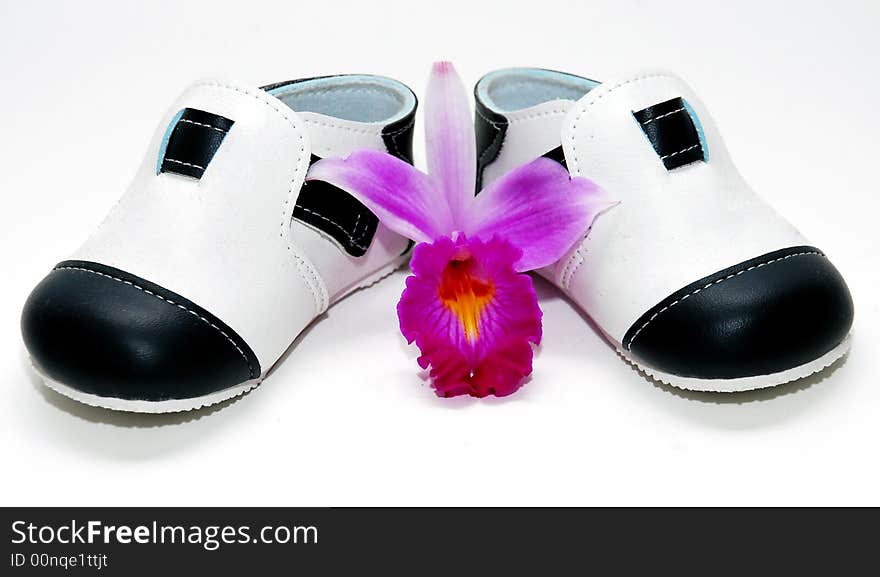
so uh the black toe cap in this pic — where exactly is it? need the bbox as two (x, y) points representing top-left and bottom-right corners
(21, 261), (260, 401)
(624, 246), (854, 379)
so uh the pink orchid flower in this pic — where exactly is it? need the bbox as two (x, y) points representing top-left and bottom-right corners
(308, 62), (612, 398)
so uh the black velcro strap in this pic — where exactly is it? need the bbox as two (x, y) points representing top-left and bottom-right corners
(633, 97), (705, 170)
(294, 108), (416, 257)
(160, 108), (234, 179)
(294, 155), (379, 257)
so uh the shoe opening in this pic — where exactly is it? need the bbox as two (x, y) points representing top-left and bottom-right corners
(264, 75), (416, 124)
(475, 68), (599, 113)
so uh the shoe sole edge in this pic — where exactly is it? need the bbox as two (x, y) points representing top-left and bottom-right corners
(617, 332), (852, 392)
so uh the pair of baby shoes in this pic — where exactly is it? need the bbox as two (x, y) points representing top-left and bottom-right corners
(21, 68), (853, 412)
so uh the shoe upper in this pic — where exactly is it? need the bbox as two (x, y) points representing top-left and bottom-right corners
(22, 76), (416, 400)
(475, 68), (853, 380)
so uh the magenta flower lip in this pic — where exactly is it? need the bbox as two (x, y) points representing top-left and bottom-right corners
(399, 235), (542, 398)
(307, 62), (614, 397)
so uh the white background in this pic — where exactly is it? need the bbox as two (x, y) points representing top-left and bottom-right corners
(1, 0), (878, 506)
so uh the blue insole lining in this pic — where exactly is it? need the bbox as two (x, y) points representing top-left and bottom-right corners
(268, 75), (415, 124)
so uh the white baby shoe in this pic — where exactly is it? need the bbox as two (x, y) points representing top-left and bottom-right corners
(22, 75), (417, 412)
(474, 68), (853, 391)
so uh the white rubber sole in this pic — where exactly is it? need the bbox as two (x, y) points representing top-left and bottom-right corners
(618, 333), (852, 393)
(39, 370), (263, 414)
(34, 254), (410, 414)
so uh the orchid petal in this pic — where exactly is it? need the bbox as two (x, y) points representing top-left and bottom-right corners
(307, 150), (454, 244)
(425, 61), (477, 227)
(398, 235), (542, 398)
(466, 158), (615, 272)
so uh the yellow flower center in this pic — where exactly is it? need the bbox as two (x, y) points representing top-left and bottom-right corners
(438, 259), (495, 341)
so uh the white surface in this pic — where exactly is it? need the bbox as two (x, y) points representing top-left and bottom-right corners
(1, 0), (878, 506)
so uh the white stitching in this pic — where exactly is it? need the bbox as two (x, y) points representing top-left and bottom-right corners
(559, 221), (600, 290)
(476, 106), (507, 169)
(355, 212), (373, 246)
(474, 106), (509, 177)
(474, 105), (507, 127)
(560, 240), (587, 289)
(56, 266), (256, 379)
(383, 118), (415, 136)
(294, 205), (368, 250)
(351, 213), (361, 243)
(164, 158), (204, 170)
(352, 213), (365, 245)
(660, 144), (700, 160)
(194, 82), (328, 314)
(640, 107), (685, 125)
(507, 109), (569, 124)
(384, 118), (415, 159)
(178, 118), (228, 134)
(477, 128), (504, 170)
(624, 251), (825, 350)
(354, 212), (374, 246)
(274, 85), (406, 99)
